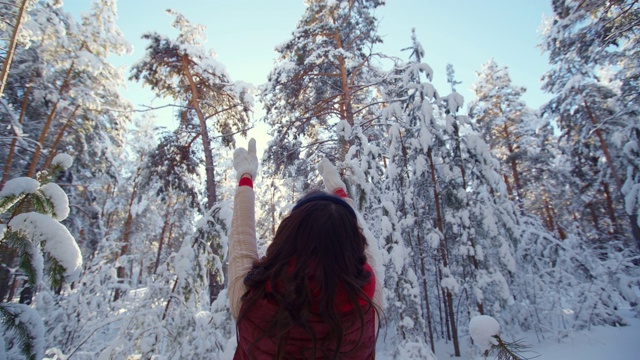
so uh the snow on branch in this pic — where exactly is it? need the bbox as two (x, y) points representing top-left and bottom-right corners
(9, 212), (82, 282)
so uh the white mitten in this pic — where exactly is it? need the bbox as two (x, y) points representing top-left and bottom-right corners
(317, 158), (346, 193)
(233, 138), (258, 180)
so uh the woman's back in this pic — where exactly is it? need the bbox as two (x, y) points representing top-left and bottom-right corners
(229, 146), (381, 359)
(235, 288), (376, 359)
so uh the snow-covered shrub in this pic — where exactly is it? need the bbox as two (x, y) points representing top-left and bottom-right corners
(470, 315), (531, 360)
(0, 156), (82, 359)
(506, 215), (639, 339)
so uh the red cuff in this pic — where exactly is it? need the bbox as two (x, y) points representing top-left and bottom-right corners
(238, 177), (253, 188)
(333, 188), (348, 198)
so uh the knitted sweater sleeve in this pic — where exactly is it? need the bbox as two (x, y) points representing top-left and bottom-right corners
(228, 185), (258, 320)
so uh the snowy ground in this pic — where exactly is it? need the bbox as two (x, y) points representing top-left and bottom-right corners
(432, 308), (639, 360)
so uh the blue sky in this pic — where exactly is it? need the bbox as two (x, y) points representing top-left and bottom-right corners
(63, 0), (553, 134)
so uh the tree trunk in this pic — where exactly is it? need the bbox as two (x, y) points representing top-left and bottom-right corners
(162, 277), (179, 321)
(501, 121), (523, 201)
(333, 28), (354, 161)
(271, 182), (276, 237)
(137, 259), (144, 288)
(153, 213), (171, 275)
(181, 54), (223, 302)
(0, 0), (28, 98)
(602, 182), (620, 235)
(26, 55), (79, 177)
(113, 173), (139, 302)
(1, 79), (32, 186)
(434, 258), (445, 338)
(41, 106), (80, 170)
(453, 122), (485, 316)
(544, 198), (562, 239)
(427, 147), (461, 356)
(588, 203), (601, 234)
(0, 244), (16, 302)
(543, 198), (555, 231)
(6, 276), (19, 303)
(415, 229), (436, 352)
(583, 98), (640, 250)
(399, 130), (435, 350)
(395, 282), (408, 340)
(180, 55), (217, 209)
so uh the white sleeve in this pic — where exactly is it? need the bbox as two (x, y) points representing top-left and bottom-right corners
(228, 186), (258, 320)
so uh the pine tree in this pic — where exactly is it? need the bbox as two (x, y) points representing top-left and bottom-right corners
(469, 59), (533, 204)
(38, 114), (239, 358)
(0, 0), (133, 307)
(468, 60), (574, 239)
(260, 0), (384, 168)
(378, 107), (436, 358)
(378, 31), (529, 357)
(129, 10), (253, 302)
(0, 0), (31, 98)
(1, 157), (82, 359)
(374, 30), (441, 357)
(541, 0), (640, 251)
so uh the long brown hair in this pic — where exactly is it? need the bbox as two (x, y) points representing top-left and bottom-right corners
(238, 191), (377, 359)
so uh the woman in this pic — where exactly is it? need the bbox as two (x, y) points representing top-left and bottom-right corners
(228, 139), (382, 359)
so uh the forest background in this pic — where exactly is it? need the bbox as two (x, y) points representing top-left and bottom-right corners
(0, 0), (639, 359)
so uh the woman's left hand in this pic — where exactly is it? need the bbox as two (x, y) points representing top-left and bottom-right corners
(233, 138), (258, 180)
(317, 158), (346, 193)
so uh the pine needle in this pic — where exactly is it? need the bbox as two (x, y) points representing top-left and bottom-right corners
(484, 335), (539, 360)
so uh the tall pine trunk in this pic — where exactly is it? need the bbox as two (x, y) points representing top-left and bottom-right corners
(180, 54), (223, 303)
(153, 206), (174, 275)
(583, 99), (640, 250)
(399, 132), (435, 350)
(181, 55), (217, 209)
(333, 28), (355, 161)
(41, 106), (80, 170)
(427, 148), (461, 356)
(501, 121), (523, 201)
(452, 122), (485, 316)
(113, 172), (140, 302)
(0, 0), (28, 97)
(26, 51), (81, 177)
(1, 77), (33, 186)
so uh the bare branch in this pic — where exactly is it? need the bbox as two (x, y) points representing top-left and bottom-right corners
(134, 103), (189, 112)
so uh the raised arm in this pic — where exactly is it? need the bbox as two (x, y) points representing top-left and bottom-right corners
(228, 138), (259, 320)
(317, 158), (384, 322)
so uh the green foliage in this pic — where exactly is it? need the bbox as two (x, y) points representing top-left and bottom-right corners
(0, 182), (59, 220)
(0, 193), (20, 214)
(0, 176), (71, 288)
(129, 12), (251, 144)
(45, 255), (67, 291)
(0, 162), (77, 358)
(2, 230), (38, 286)
(30, 190), (56, 219)
(483, 335), (534, 360)
(35, 162), (68, 185)
(0, 303), (43, 360)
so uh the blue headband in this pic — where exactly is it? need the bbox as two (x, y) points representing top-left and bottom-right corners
(291, 194), (357, 220)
